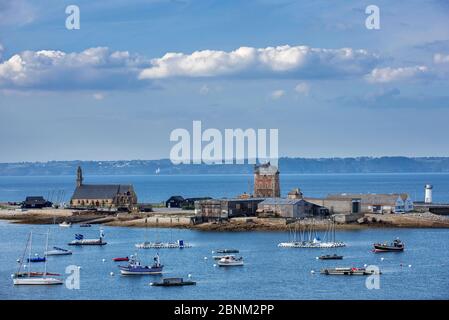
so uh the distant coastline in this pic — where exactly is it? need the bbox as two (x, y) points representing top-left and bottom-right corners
(1, 157), (449, 176)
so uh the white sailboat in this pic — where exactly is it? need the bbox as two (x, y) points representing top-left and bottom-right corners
(13, 231), (64, 285)
(278, 218), (346, 248)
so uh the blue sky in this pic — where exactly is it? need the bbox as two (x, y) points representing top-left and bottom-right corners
(0, 0), (449, 162)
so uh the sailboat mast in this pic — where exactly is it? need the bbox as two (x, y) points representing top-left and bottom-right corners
(44, 230), (49, 276)
(28, 232), (33, 277)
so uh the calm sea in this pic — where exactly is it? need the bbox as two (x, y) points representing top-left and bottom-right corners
(0, 173), (449, 300)
(0, 222), (448, 300)
(1, 173), (449, 203)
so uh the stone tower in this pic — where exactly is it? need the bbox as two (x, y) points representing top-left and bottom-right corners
(253, 162), (280, 198)
(76, 166), (83, 187)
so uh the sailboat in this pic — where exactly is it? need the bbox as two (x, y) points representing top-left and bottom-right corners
(13, 231), (64, 285)
(45, 218), (72, 256)
(278, 218), (346, 248)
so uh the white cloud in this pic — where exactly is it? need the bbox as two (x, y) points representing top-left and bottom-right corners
(365, 65), (429, 83)
(434, 53), (449, 64)
(270, 89), (285, 99)
(294, 82), (310, 95)
(139, 45), (381, 79)
(0, 47), (148, 90)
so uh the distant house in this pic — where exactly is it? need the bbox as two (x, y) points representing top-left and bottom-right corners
(70, 166), (137, 212)
(165, 196), (185, 208)
(22, 196), (52, 209)
(257, 198), (328, 218)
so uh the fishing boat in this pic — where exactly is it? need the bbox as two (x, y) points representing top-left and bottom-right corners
(150, 277), (196, 287)
(217, 255), (244, 267)
(59, 221), (72, 228)
(319, 254), (343, 260)
(68, 230), (107, 246)
(278, 218), (346, 248)
(321, 267), (381, 276)
(113, 257), (129, 262)
(373, 238), (404, 252)
(45, 246), (72, 256)
(118, 254), (163, 275)
(13, 231), (64, 285)
(215, 249), (239, 254)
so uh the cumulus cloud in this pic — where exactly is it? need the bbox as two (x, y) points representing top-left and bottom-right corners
(139, 45), (381, 80)
(0, 47), (148, 90)
(270, 89), (285, 99)
(365, 65), (429, 83)
(434, 53), (449, 64)
(294, 82), (310, 95)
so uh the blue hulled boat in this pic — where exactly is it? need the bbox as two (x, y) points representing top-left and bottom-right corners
(118, 254), (163, 275)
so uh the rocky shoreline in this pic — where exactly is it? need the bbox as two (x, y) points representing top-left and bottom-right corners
(1, 208), (449, 231)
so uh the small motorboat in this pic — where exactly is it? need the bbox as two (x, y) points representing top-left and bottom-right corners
(319, 254), (343, 260)
(59, 222), (72, 228)
(217, 255), (244, 267)
(80, 223), (92, 227)
(27, 256), (46, 263)
(213, 254), (235, 260)
(373, 238), (404, 252)
(113, 257), (129, 262)
(118, 254), (163, 275)
(45, 246), (72, 256)
(150, 277), (196, 287)
(216, 249), (239, 254)
(321, 267), (381, 276)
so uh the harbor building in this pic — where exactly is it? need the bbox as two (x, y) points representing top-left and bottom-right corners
(21, 196), (52, 209)
(316, 193), (414, 214)
(257, 198), (328, 218)
(70, 166), (137, 212)
(253, 162), (280, 198)
(195, 198), (265, 220)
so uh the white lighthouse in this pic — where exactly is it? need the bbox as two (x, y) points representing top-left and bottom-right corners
(425, 184), (433, 204)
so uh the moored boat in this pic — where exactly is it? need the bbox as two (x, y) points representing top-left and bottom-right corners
(68, 230), (107, 246)
(319, 254), (343, 260)
(150, 277), (196, 287)
(216, 249), (239, 254)
(113, 257), (129, 262)
(135, 240), (192, 249)
(45, 246), (72, 256)
(118, 254), (163, 275)
(13, 231), (64, 286)
(27, 256), (46, 263)
(80, 223), (92, 227)
(217, 255), (244, 267)
(321, 267), (381, 276)
(373, 239), (404, 252)
(59, 221), (72, 228)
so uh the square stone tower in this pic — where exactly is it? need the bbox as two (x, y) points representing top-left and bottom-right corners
(253, 162), (280, 198)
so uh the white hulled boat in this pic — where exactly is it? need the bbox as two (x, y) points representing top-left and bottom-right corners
(217, 255), (244, 267)
(13, 231), (63, 285)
